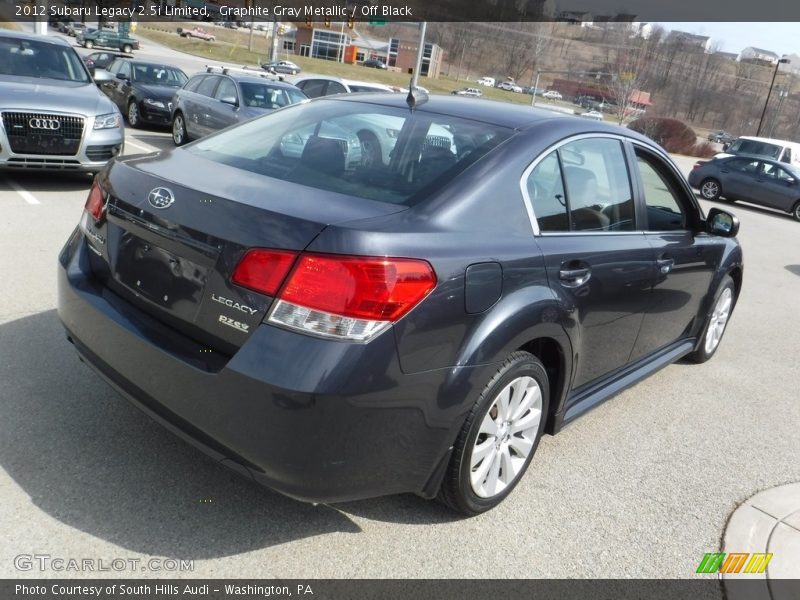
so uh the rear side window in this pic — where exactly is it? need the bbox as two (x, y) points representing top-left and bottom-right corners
(326, 81), (347, 95)
(183, 75), (205, 93)
(187, 100), (512, 205)
(214, 77), (237, 101)
(527, 137), (634, 232)
(297, 79), (327, 98)
(195, 75), (219, 97)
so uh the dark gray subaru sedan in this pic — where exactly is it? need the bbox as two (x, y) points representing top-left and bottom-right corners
(58, 94), (743, 515)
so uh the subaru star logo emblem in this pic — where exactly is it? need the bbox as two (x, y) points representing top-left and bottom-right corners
(29, 118), (60, 130)
(147, 187), (175, 209)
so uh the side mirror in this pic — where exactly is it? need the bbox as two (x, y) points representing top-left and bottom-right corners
(220, 96), (238, 107)
(786, 177), (796, 185)
(706, 208), (740, 237)
(116, 72), (128, 81)
(93, 69), (113, 83)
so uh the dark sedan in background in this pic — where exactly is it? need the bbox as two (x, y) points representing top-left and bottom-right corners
(96, 59), (188, 128)
(58, 95), (742, 516)
(689, 155), (800, 221)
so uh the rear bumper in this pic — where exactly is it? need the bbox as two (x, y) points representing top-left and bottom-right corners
(57, 228), (487, 503)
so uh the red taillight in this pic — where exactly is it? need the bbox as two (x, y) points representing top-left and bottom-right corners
(693, 161), (704, 169)
(280, 254), (437, 321)
(231, 249), (299, 296)
(84, 179), (105, 221)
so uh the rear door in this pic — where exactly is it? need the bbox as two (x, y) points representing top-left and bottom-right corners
(719, 157), (761, 201)
(527, 136), (655, 389)
(629, 145), (720, 360)
(189, 75), (221, 138)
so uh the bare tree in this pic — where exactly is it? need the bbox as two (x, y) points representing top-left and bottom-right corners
(606, 38), (649, 124)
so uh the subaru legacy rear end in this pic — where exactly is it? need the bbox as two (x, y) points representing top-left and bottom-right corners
(57, 96), (517, 504)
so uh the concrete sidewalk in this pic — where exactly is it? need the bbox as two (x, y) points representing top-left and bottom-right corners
(722, 482), (800, 600)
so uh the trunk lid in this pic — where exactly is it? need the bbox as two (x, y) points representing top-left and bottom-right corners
(88, 150), (406, 354)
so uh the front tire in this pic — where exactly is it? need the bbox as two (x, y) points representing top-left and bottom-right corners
(437, 351), (549, 516)
(127, 100), (140, 128)
(172, 112), (189, 146)
(122, 44), (132, 54)
(700, 178), (722, 201)
(688, 275), (736, 363)
(84, 41), (94, 49)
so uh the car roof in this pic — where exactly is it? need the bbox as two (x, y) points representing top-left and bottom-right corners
(736, 135), (798, 145)
(323, 93), (646, 133)
(0, 29), (70, 46)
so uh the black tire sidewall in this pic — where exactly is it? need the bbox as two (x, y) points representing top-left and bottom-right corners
(454, 353), (549, 515)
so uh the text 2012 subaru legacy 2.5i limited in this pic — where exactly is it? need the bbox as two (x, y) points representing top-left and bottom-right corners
(57, 93), (743, 514)
(0, 30), (123, 171)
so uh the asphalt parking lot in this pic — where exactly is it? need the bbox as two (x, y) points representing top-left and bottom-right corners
(1, 33), (799, 581)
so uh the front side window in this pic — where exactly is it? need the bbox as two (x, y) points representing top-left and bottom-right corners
(187, 100), (512, 205)
(195, 75), (219, 97)
(635, 150), (688, 231)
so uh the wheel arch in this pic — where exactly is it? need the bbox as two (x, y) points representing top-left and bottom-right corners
(516, 336), (571, 435)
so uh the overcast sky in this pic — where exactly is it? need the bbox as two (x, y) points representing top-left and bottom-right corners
(657, 22), (799, 56)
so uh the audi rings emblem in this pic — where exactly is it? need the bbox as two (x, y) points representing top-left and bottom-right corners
(147, 187), (175, 210)
(29, 118), (61, 130)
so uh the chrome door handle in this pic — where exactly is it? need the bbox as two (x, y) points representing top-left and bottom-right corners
(559, 267), (591, 288)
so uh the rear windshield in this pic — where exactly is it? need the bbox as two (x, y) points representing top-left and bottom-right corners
(0, 37), (90, 83)
(728, 139), (782, 159)
(186, 100), (513, 205)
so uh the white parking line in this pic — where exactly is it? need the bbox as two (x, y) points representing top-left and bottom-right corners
(7, 180), (40, 205)
(125, 139), (160, 153)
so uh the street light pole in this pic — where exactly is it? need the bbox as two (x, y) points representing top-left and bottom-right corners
(756, 57), (789, 137)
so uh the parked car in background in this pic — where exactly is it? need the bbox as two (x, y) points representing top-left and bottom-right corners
(476, 76), (495, 86)
(0, 29), (124, 171)
(689, 154), (800, 221)
(66, 22), (88, 37)
(83, 50), (127, 74)
(56, 19), (73, 33)
(524, 86), (546, 95)
(361, 58), (388, 69)
(293, 75), (394, 98)
(261, 60), (301, 75)
(171, 66), (307, 145)
(713, 135), (800, 168)
(180, 27), (216, 42)
(579, 110), (604, 121)
(708, 130), (735, 144)
(542, 90), (562, 100)
(498, 81), (523, 93)
(96, 59), (188, 128)
(58, 94), (743, 517)
(451, 87), (483, 97)
(80, 29), (140, 53)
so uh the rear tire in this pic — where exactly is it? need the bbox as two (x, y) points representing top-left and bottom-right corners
(792, 201), (800, 222)
(687, 275), (736, 364)
(84, 41), (94, 49)
(700, 178), (722, 201)
(172, 112), (188, 146)
(437, 351), (549, 516)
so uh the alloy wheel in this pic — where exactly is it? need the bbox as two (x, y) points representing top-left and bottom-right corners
(128, 102), (139, 127)
(701, 180), (720, 200)
(704, 287), (732, 355)
(172, 115), (185, 145)
(470, 376), (542, 498)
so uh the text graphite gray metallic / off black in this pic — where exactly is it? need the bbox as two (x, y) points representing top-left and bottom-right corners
(57, 93), (743, 515)
(0, 30), (124, 171)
